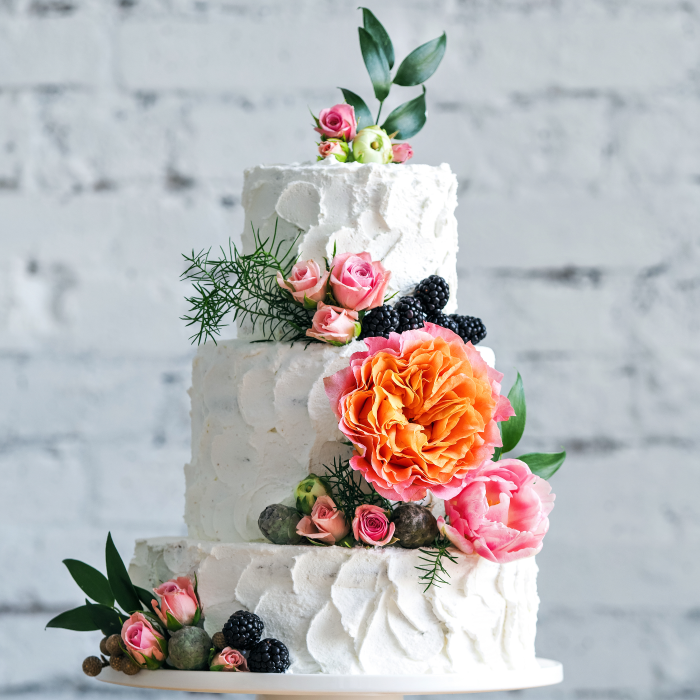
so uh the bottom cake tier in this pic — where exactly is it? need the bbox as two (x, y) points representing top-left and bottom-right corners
(129, 538), (540, 675)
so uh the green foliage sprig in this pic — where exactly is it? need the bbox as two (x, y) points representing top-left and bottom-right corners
(340, 8), (447, 138)
(492, 372), (567, 478)
(181, 222), (313, 345)
(417, 535), (458, 592)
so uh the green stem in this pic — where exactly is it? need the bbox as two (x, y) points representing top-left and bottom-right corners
(375, 101), (384, 126)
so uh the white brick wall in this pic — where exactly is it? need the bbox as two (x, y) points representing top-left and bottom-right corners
(1, 1), (698, 699)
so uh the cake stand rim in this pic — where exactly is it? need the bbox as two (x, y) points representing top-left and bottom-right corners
(95, 657), (563, 694)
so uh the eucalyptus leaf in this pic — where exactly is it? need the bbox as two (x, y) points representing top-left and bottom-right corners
(63, 559), (114, 607)
(46, 605), (100, 632)
(338, 88), (373, 130)
(501, 373), (526, 454)
(381, 86), (427, 140)
(393, 32), (447, 86)
(86, 602), (125, 636)
(358, 27), (391, 102)
(105, 532), (141, 614)
(519, 451), (567, 480)
(361, 7), (395, 69)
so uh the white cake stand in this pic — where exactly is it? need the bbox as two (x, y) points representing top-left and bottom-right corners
(97, 658), (562, 698)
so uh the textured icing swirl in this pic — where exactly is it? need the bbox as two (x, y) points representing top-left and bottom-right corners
(130, 538), (539, 675)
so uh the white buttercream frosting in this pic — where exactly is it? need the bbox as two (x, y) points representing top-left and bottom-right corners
(130, 538), (539, 675)
(239, 161), (459, 338)
(184, 339), (495, 544)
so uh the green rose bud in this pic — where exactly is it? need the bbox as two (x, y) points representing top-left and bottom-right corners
(295, 474), (330, 515)
(167, 626), (211, 671)
(258, 504), (303, 545)
(352, 126), (393, 164)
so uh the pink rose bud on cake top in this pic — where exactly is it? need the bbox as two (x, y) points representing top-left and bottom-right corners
(151, 576), (200, 629)
(318, 139), (349, 163)
(315, 104), (357, 141)
(438, 459), (555, 564)
(329, 252), (391, 311)
(211, 647), (249, 672)
(352, 504), (395, 547)
(121, 612), (167, 668)
(306, 303), (360, 346)
(391, 143), (414, 163)
(276, 260), (329, 308)
(296, 495), (350, 544)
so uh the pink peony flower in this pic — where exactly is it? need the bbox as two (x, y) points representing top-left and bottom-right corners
(318, 139), (349, 162)
(121, 612), (167, 668)
(306, 302), (360, 345)
(276, 259), (329, 308)
(352, 504), (395, 547)
(296, 495), (350, 544)
(211, 647), (249, 672)
(329, 252), (391, 311)
(315, 104), (357, 141)
(439, 458), (555, 563)
(151, 576), (200, 629)
(324, 323), (514, 502)
(392, 143), (414, 163)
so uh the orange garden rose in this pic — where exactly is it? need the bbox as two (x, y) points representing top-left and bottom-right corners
(324, 324), (514, 502)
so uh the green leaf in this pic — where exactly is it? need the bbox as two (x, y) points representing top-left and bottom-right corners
(492, 445), (502, 462)
(358, 27), (391, 102)
(46, 605), (101, 632)
(210, 664), (225, 672)
(86, 602), (124, 636)
(105, 532), (141, 614)
(381, 86), (427, 140)
(62, 559), (114, 607)
(338, 88), (373, 131)
(361, 7), (394, 69)
(393, 32), (447, 86)
(165, 610), (184, 631)
(519, 450), (567, 480)
(143, 654), (162, 670)
(501, 372), (526, 454)
(135, 585), (154, 611)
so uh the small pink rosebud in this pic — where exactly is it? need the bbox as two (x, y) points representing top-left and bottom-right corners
(296, 495), (350, 544)
(121, 612), (167, 668)
(318, 139), (349, 163)
(352, 504), (395, 547)
(276, 260), (329, 308)
(151, 576), (200, 629)
(306, 303), (360, 346)
(315, 104), (357, 141)
(392, 142), (414, 163)
(329, 252), (391, 311)
(211, 647), (249, 672)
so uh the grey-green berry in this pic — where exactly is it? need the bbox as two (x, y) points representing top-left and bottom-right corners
(393, 504), (439, 549)
(168, 626), (212, 671)
(258, 504), (302, 545)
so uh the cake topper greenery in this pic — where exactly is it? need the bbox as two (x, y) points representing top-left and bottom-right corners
(313, 7), (447, 164)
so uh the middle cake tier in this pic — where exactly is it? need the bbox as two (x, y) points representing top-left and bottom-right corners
(185, 339), (495, 544)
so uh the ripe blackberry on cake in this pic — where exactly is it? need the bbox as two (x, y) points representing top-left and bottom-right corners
(247, 638), (291, 673)
(426, 312), (459, 335)
(222, 610), (264, 650)
(414, 275), (449, 314)
(450, 314), (487, 344)
(394, 296), (426, 332)
(359, 304), (399, 339)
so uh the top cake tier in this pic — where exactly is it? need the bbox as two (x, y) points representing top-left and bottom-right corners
(239, 161), (459, 338)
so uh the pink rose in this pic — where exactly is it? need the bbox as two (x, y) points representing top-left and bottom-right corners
(329, 252), (391, 311)
(352, 504), (395, 547)
(306, 302), (360, 346)
(439, 459), (555, 563)
(315, 104), (357, 141)
(121, 612), (167, 668)
(318, 139), (349, 163)
(211, 647), (249, 672)
(151, 576), (200, 629)
(392, 143), (414, 163)
(276, 260), (329, 308)
(296, 495), (350, 544)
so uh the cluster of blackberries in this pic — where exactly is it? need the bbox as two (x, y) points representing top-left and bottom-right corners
(358, 275), (487, 345)
(222, 610), (290, 673)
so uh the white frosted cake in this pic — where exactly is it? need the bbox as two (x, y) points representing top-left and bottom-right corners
(129, 161), (542, 675)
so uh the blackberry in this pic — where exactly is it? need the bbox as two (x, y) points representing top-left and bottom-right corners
(359, 304), (399, 340)
(222, 610), (264, 650)
(394, 296), (426, 332)
(415, 275), (449, 314)
(450, 314), (487, 345)
(247, 638), (291, 673)
(427, 312), (459, 335)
